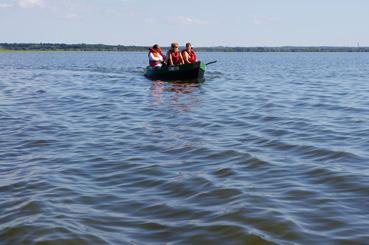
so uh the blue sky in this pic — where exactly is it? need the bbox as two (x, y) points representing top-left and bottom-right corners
(0, 0), (368, 46)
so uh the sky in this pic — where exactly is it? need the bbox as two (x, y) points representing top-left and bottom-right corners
(0, 0), (368, 46)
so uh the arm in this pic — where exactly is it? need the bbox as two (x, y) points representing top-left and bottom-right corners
(183, 51), (190, 63)
(179, 53), (185, 65)
(168, 53), (174, 66)
(165, 51), (171, 65)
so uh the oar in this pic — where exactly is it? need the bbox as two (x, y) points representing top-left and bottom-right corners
(206, 60), (217, 66)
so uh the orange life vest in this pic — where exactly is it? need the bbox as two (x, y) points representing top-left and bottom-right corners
(148, 48), (164, 67)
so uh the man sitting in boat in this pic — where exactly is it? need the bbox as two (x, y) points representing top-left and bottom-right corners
(148, 44), (164, 68)
(182, 42), (197, 64)
(166, 43), (184, 66)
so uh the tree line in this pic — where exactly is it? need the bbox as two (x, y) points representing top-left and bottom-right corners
(1, 43), (368, 52)
(0, 43), (147, 51)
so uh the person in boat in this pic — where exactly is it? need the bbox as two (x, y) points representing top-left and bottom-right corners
(182, 42), (197, 64)
(148, 44), (164, 68)
(166, 42), (184, 66)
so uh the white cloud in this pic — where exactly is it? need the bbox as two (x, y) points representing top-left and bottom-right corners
(170, 16), (209, 25)
(18, 0), (43, 8)
(64, 13), (80, 20)
(105, 9), (122, 16)
(249, 16), (278, 25)
(144, 17), (157, 24)
(0, 3), (12, 8)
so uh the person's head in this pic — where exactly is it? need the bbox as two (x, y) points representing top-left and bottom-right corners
(171, 42), (179, 51)
(186, 42), (192, 50)
(152, 44), (160, 50)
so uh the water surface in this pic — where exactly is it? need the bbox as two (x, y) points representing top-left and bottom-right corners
(1, 52), (369, 244)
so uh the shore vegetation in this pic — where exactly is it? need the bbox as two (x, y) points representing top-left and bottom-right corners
(1, 43), (368, 52)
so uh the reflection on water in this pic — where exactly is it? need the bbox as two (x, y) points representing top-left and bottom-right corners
(150, 80), (202, 111)
(150, 80), (165, 104)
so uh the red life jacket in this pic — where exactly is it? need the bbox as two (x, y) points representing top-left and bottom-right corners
(148, 48), (164, 67)
(182, 49), (197, 63)
(169, 50), (183, 65)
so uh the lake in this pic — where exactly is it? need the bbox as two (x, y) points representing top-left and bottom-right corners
(1, 52), (369, 244)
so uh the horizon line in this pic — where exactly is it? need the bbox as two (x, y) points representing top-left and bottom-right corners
(0, 43), (368, 48)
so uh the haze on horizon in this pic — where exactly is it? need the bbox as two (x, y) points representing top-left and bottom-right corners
(0, 0), (368, 47)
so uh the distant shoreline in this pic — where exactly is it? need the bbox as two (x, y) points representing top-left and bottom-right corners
(1, 43), (369, 52)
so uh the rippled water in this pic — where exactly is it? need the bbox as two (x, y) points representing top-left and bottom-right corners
(1, 52), (369, 244)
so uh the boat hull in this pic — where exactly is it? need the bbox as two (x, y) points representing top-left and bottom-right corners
(144, 62), (205, 81)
